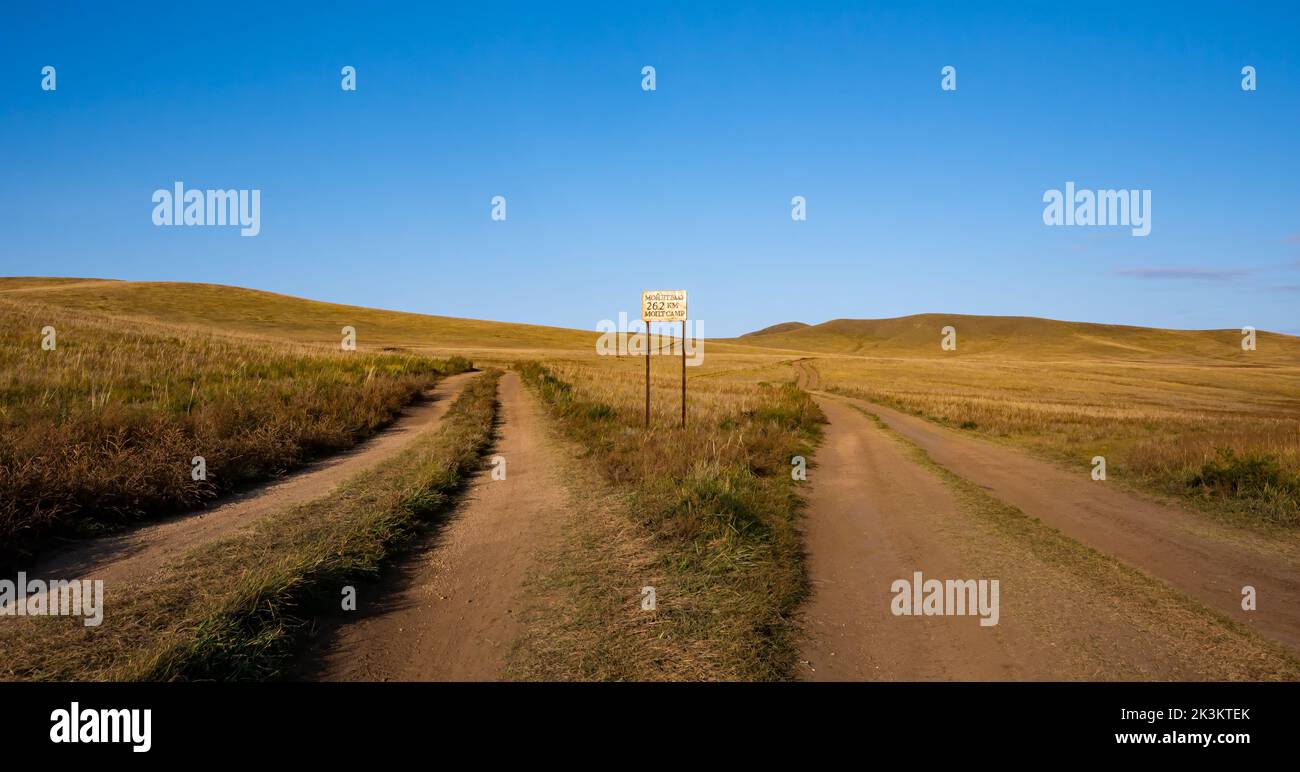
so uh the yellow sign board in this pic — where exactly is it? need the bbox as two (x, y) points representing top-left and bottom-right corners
(642, 290), (687, 322)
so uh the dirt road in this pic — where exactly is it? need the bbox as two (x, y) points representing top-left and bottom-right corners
(25, 371), (481, 587)
(792, 358), (821, 390)
(842, 395), (1300, 654)
(304, 371), (568, 681)
(800, 396), (1042, 679)
(794, 356), (1300, 674)
(798, 387), (1300, 680)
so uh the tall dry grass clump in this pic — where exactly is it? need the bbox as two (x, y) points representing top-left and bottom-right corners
(0, 297), (471, 563)
(517, 358), (824, 679)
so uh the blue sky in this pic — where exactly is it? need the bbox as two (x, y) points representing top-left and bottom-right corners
(2, 1), (1298, 336)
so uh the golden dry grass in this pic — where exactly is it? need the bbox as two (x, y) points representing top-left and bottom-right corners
(0, 293), (470, 564)
(0, 277), (595, 355)
(808, 355), (1300, 526)
(731, 312), (1300, 364)
(510, 356), (824, 680)
(7, 276), (1296, 680)
(0, 371), (500, 681)
(725, 312), (1300, 527)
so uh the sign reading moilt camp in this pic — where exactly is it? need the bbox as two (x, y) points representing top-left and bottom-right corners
(642, 290), (687, 322)
(641, 290), (688, 429)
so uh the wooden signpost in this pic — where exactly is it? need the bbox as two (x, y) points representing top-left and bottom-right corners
(641, 290), (687, 428)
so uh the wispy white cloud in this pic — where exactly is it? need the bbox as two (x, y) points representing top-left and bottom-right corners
(1116, 267), (1251, 281)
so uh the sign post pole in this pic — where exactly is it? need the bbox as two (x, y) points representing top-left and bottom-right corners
(681, 319), (686, 429)
(644, 322), (650, 428)
(641, 289), (687, 431)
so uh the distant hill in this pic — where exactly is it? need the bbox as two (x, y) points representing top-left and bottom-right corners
(730, 313), (1300, 363)
(0, 278), (597, 354)
(6, 279), (1295, 364)
(741, 321), (811, 337)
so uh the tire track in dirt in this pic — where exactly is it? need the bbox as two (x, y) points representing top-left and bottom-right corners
(302, 371), (569, 681)
(799, 395), (1036, 680)
(797, 385), (1299, 680)
(24, 372), (481, 588)
(839, 394), (1300, 654)
(792, 358), (821, 390)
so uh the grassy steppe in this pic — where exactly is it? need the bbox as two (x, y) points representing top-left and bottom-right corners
(0, 292), (473, 564)
(0, 370), (500, 681)
(9, 275), (1294, 540)
(0, 277), (596, 353)
(734, 313), (1300, 363)
(814, 356), (1300, 527)
(727, 315), (1300, 529)
(5, 276), (1297, 680)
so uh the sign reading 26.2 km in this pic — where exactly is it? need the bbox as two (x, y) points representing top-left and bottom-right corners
(642, 290), (687, 322)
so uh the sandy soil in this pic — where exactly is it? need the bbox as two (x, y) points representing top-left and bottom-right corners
(303, 371), (569, 681)
(23, 371), (481, 587)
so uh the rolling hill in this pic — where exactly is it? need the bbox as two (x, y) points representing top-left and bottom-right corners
(730, 313), (1300, 362)
(5, 278), (1297, 365)
(0, 277), (596, 354)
